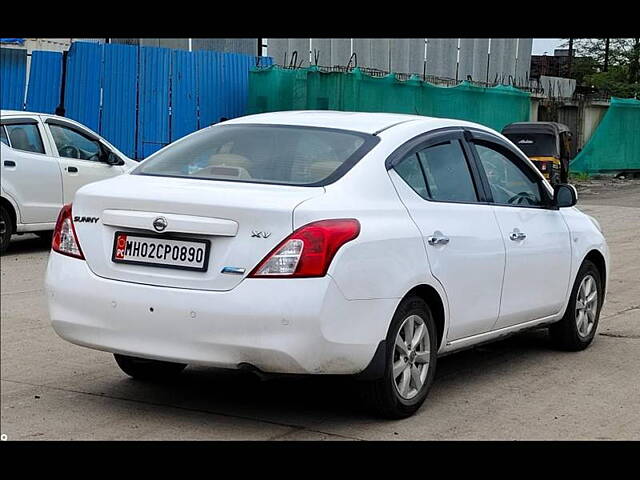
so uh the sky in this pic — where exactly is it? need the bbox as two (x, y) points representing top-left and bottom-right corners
(532, 38), (566, 55)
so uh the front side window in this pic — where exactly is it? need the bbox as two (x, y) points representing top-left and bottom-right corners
(4, 123), (45, 154)
(134, 125), (372, 186)
(475, 143), (543, 207)
(49, 124), (103, 161)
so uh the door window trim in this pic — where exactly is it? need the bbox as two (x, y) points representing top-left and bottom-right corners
(387, 128), (491, 205)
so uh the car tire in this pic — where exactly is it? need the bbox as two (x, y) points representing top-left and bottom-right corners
(360, 295), (438, 419)
(549, 260), (603, 351)
(114, 353), (187, 381)
(0, 205), (13, 255)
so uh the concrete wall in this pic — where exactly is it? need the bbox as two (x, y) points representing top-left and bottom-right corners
(267, 38), (531, 82)
(425, 38), (457, 79)
(528, 97), (610, 151)
(581, 102), (609, 151)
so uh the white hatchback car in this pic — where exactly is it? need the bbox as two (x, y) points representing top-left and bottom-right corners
(45, 111), (609, 418)
(0, 110), (137, 253)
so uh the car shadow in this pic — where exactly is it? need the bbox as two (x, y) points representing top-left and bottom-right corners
(96, 328), (559, 423)
(4, 234), (51, 256)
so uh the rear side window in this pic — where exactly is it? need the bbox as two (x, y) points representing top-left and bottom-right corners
(394, 154), (430, 199)
(0, 126), (8, 146)
(4, 123), (45, 154)
(417, 141), (478, 203)
(394, 140), (479, 203)
(134, 124), (375, 186)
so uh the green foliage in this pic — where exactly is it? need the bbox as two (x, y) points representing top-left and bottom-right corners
(584, 67), (640, 98)
(562, 38), (640, 98)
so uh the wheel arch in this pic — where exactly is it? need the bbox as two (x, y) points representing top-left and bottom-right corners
(356, 283), (447, 381)
(0, 195), (17, 231)
(404, 284), (446, 351)
(583, 249), (607, 298)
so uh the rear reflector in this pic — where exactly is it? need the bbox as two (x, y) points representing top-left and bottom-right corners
(249, 219), (360, 278)
(52, 204), (84, 259)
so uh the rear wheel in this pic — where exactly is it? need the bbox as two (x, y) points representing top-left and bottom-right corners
(360, 295), (437, 418)
(549, 260), (602, 351)
(114, 354), (187, 381)
(0, 205), (13, 255)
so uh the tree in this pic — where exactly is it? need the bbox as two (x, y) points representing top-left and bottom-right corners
(560, 38), (639, 98)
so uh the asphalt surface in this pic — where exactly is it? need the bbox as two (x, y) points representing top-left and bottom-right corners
(1, 183), (639, 440)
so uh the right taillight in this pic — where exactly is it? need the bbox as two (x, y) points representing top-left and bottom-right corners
(249, 219), (360, 278)
(51, 204), (84, 259)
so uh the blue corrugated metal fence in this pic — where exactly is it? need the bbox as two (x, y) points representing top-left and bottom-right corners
(0, 42), (273, 159)
(26, 51), (63, 113)
(0, 48), (27, 110)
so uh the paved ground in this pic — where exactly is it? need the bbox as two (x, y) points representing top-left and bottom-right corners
(1, 183), (639, 440)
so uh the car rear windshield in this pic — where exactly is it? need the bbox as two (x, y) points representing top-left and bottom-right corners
(133, 124), (377, 186)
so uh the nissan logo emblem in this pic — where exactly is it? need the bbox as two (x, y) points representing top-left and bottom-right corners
(153, 217), (168, 232)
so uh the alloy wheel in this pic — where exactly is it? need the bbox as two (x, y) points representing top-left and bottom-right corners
(575, 274), (598, 338)
(393, 314), (430, 400)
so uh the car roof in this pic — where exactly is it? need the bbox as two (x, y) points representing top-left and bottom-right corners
(223, 110), (483, 135)
(1, 109), (39, 117)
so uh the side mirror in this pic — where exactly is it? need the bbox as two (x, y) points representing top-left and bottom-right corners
(104, 151), (125, 166)
(554, 183), (578, 208)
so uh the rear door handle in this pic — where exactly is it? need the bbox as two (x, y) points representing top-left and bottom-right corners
(3, 160), (16, 167)
(509, 230), (527, 241)
(67, 166), (78, 173)
(427, 232), (450, 246)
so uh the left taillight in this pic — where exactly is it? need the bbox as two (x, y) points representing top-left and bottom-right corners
(51, 204), (85, 259)
(249, 218), (360, 278)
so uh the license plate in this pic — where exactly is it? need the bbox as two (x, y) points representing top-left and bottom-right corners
(112, 231), (211, 271)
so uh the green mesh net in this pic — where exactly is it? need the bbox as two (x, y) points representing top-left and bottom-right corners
(570, 97), (640, 174)
(248, 66), (531, 132)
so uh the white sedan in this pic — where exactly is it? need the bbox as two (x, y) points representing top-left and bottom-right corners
(0, 110), (137, 253)
(45, 111), (609, 418)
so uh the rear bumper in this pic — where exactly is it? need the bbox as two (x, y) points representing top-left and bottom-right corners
(45, 251), (397, 375)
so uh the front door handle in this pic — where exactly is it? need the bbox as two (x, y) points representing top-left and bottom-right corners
(427, 232), (450, 246)
(509, 230), (527, 241)
(67, 166), (78, 173)
(3, 160), (16, 167)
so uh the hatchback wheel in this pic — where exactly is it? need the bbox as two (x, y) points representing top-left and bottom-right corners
(0, 205), (13, 255)
(549, 260), (602, 351)
(361, 295), (437, 418)
(114, 354), (187, 381)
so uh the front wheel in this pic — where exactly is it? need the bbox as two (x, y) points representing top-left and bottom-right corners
(549, 260), (603, 351)
(360, 295), (438, 418)
(114, 354), (187, 381)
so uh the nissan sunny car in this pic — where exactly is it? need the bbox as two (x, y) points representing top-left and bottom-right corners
(45, 111), (609, 418)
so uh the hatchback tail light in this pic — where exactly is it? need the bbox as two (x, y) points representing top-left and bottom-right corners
(249, 219), (360, 278)
(52, 204), (84, 259)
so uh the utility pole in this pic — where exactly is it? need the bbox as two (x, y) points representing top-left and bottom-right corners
(631, 38), (640, 84)
(568, 38), (573, 77)
(604, 38), (610, 72)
